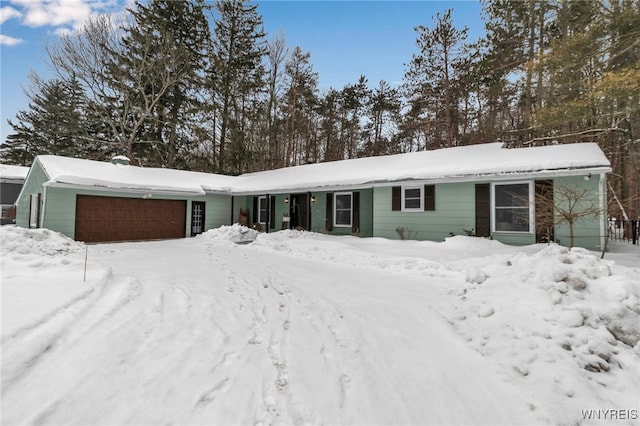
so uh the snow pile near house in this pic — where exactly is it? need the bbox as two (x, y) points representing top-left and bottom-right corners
(0, 226), (107, 339)
(1, 225), (83, 264)
(250, 232), (640, 424)
(197, 223), (259, 243)
(2, 227), (638, 425)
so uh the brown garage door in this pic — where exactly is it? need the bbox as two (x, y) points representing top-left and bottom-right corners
(75, 195), (186, 243)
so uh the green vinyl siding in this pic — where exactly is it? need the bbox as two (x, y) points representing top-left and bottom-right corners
(17, 162), (232, 241)
(310, 189), (373, 237)
(244, 189), (373, 236)
(373, 183), (477, 242)
(41, 188), (232, 240)
(15, 161), (49, 229)
(550, 174), (606, 250)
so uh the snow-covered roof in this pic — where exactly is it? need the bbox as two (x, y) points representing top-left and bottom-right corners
(36, 156), (237, 195)
(33, 143), (611, 195)
(0, 164), (30, 182)
(233, 142), (611, 194)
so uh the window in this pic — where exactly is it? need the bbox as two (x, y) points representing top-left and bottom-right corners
(334, 192), (352, 227)
(258, 196), (269, 223)
(392, 185), (435, 211)
(403, 186), (423, 211)
(1, 205), (10, 220)
(493, 183), (532, 233)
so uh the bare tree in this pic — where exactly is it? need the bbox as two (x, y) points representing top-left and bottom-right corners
(534, 182), (604, 248)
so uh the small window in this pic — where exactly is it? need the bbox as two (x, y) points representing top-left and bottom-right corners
(258, 196), (269, 223)
(334, 192), (352, 227)
(393, 185), (435, 211)
(1, 205), (10, 220)
(493, 183), (531, 233)
(403, 186), (422, 211)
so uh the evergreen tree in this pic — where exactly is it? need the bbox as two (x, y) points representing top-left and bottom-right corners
(111, 0), (210, 167)
(364, 80), (401, 156)
(210, 0), (266, 174)
(403, 9), (468, 148)
(1, 73), (91, 165)
(283, 46), (318, 166)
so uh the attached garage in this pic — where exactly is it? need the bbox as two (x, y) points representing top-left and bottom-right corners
(75, 195), (186, 243)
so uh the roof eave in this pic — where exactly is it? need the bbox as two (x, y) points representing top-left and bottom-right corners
(232, 165), (611, 195)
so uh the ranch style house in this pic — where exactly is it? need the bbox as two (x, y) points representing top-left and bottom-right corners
(13, 142), (611, 250)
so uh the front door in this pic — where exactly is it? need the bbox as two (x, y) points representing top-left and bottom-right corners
(191, 201), (206, 236)
(290, 193), (309, 230)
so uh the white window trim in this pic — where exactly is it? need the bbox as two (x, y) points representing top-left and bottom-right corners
(258, 196), (268, 224)
(491, 181), (534, 234)
(334, 192), (353, 228)
(29, 193), (40, 228)
(401, 185), (424, 212)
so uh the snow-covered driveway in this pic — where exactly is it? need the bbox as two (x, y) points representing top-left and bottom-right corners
(2, 226), (638, 425)
(3, 231), (539, 425)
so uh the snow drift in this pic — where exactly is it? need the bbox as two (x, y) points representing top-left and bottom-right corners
(1, 226), (638, 425)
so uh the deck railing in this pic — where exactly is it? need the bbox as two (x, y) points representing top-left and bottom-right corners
(608, 218), (639, 245)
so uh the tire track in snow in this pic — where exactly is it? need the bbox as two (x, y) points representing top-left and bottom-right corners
(1, 269), (140, 392)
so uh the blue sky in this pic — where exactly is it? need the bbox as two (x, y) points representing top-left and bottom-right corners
(0, 0), (484, 145)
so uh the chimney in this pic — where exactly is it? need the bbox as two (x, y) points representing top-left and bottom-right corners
(111, 156), (130, 166)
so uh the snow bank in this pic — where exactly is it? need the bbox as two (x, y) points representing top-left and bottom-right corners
(1, 225), (83, 265)
(0, 226), (104, 339)
(197, 224), (259, 243)
(2, 228), (638, 425)
(250, 232), (640, 425)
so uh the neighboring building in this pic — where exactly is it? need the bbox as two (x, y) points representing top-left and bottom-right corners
(15, 143), (612, 249)
(1, 164), (29, 225)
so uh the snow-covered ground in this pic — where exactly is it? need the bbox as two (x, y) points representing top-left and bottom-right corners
(1, 225), (639, 426)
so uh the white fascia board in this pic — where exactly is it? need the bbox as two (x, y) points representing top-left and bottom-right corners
(15, 157), (50, 206)
(232, 183), (375, 196)
(232, 166), (611, 196)
(43, 181), (206, 197)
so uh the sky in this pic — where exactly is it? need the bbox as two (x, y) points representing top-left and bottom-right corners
(0, 0), (485, 145)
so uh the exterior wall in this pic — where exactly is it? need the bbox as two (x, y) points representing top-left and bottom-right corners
(15, 161), (49, 229)
(373, 183), (478, 242)
(1, 182), (23, 204)
(44, 188), (231, 239)
(1, 182), (24, 225)
(372, 177), (605, 250)
(310, 189), (373, 237)
(243, 189), (373, 237)
(551, 174), (606, 250)
(17, 164), (232, 240)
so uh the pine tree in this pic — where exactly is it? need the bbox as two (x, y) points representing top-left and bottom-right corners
(364, 80), (400, 156)
(1, 73), (91, 165)
(210, 0), (266, 174)
(283, 46), (318, 166)
(110, 0), (210, 167)
(403, 9), (468, 148)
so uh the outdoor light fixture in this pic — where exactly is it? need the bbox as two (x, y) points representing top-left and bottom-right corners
(584, 173), (592, 181)
(143, 193), (153, 199)
(284, 197), (289, 203)
(311, 196), (316, 203)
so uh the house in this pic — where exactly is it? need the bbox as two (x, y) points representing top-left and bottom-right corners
(15, 143), (611, 249)
(15, 155), (236, 243)
(1, 164), (29, 225)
